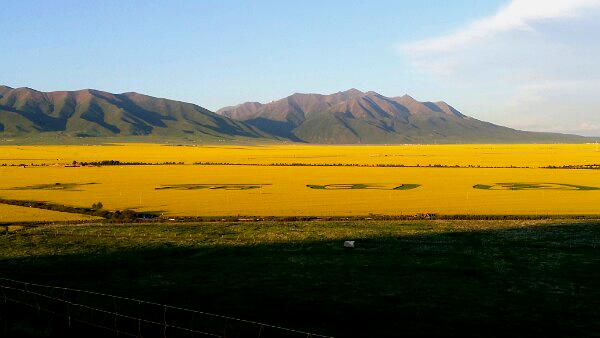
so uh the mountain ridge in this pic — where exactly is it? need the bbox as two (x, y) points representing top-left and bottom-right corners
(216, 89), (591, 144)
(0, 86), (272, 141)
(0, 85), (594, 144)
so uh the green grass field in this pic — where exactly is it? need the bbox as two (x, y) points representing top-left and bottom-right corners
(1, 219), (599, 337)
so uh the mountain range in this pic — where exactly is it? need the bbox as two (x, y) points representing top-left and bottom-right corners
(0, 85), (267, 141)
(0, 85), (592, 143)
(217, 89), (590, 143)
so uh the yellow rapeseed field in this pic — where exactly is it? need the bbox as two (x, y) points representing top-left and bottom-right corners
(0, 143), (599, 167)
(0, 144), (598, 217)
(0, 204), (101, 222)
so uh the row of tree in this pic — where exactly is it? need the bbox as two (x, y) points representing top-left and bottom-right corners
(0, 198), (154, 222)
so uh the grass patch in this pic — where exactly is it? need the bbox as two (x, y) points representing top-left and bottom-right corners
(1, 219), (598, 337)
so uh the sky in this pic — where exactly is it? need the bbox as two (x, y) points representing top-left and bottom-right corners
(2, 0), (600, 136)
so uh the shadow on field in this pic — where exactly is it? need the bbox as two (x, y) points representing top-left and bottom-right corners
(1, 221), (599, 337)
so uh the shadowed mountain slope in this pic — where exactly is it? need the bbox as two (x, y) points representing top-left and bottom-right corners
(0, 86), (270, 140)
(217, 89), (590, 144)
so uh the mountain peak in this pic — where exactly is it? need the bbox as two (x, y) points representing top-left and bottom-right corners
(399, 94), (418, 102)
(341, 88), (364, 95)
(13, 86), (40, 93)
(365, 90), (383, 97)
(216, 101), (264, 119)
(0, 85), (13, 96)
(432, 101), (464, 117)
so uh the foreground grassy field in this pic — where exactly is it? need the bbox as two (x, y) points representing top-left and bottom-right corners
(1, 219), (599, 337)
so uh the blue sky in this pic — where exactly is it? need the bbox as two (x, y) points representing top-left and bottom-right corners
(2, 0), (599, 136)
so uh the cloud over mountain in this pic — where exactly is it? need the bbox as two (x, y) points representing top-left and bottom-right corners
(398, 0), (600, 136)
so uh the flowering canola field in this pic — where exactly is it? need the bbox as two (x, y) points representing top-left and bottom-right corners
(0, 204), (101, 222)
(0, 143), (598, 218)
(1, 143), (599, 167)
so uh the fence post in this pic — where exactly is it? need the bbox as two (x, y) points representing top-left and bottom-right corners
(34, 291), (40, 316)
(1, 288), (7, 336)
(189, 312), (195, 338)
(163, 305), (167, 338)
(63, 289), (71, 329)
(114, 296), (119, 336)
(138, 300), (142, 338)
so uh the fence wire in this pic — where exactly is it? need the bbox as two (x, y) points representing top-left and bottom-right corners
(0, 277), (332, 338)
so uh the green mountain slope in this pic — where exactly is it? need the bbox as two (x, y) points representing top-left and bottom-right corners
(0, 86), (271, 141)
(217, 89), (592, 144)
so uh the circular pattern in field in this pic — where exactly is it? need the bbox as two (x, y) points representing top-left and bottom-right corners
(473, 183), (600, 191)
(306, 183), (420, 190)
(4, 182), (98, 191)
(156, 184), (271, 191)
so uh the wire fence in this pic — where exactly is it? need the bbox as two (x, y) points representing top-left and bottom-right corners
(0, 278), (333, 338)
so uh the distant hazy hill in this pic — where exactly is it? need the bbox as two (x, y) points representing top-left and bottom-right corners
(0, 85), (269, 141)
(218, 89), (591, 143)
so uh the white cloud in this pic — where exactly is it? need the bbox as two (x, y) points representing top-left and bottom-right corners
(397, 0), (600, 136)
(402, 0), (600, 53)
(493, 79), (600, 136)
(505, 80), (599, 108)
(578, 122), (600, 132)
